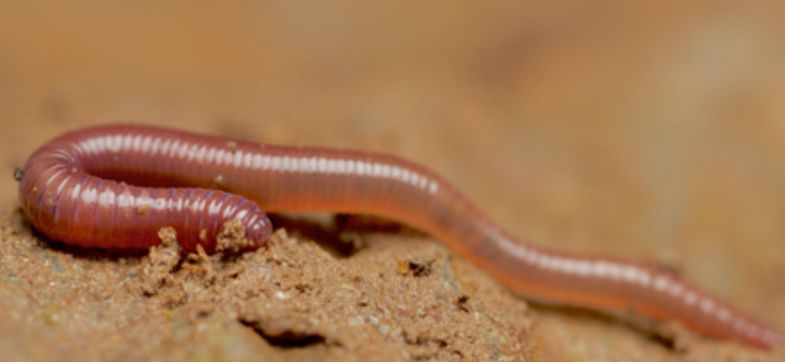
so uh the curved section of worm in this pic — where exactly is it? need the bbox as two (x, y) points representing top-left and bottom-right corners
(18, 125), (272, 252)
(17, 124), (783, 349)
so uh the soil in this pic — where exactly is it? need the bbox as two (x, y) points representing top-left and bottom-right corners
(1, 1), (784, 361)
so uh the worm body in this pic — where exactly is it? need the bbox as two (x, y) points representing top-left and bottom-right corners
(18, 124), (783, 349)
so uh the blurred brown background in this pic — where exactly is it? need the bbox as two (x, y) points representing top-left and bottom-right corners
(1, 1), (784, 360)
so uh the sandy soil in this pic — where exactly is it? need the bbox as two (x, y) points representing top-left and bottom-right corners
(1, 1), (784, 361)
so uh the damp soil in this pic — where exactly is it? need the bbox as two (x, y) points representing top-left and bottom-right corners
(0, 208), (780, 361)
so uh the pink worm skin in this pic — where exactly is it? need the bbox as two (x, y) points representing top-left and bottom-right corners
(17, 124), (784, 350)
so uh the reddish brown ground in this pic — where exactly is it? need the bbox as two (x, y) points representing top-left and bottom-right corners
(1, 1), (784, 361)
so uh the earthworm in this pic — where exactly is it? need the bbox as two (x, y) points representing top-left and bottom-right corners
(17, 124), (783, 350)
